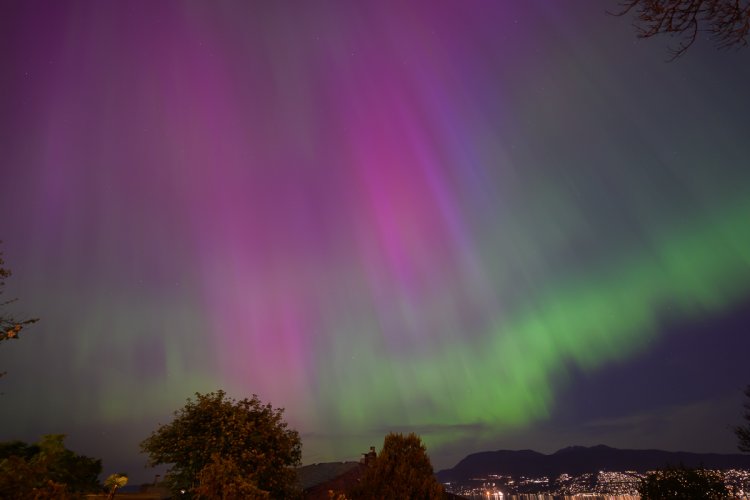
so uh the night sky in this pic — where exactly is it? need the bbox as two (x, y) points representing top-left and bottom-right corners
(2, 1), (750, 483)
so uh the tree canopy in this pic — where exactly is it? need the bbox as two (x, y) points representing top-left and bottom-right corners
(140, 390), (301, 499)
(350, 432), (445, 499)
(0, 434), (102, 499)
(193, 453), (271, 499)
(104, 473), (128, 500)
(616, 0), (750, 59)
(736, 384), (750, 452)
(638, 465), (728, 499)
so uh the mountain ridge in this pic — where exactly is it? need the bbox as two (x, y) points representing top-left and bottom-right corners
(437, 445), (750, 482)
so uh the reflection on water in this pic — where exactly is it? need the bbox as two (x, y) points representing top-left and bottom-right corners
(462, 496), (640, 499)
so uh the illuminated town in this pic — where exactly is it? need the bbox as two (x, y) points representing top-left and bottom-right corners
(443, 468), (750, 498)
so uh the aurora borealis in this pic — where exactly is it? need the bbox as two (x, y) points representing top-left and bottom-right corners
(2, 0), (750, 481)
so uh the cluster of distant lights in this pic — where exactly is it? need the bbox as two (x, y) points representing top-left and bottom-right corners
(444, 469), (750, 498)
(441, 480), (504, 498)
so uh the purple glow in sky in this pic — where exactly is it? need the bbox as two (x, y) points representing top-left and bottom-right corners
(2, 0), (750, 482)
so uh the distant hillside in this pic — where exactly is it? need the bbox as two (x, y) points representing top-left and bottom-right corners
(437, 445), (750, 482)
(296, 461), (361, 491)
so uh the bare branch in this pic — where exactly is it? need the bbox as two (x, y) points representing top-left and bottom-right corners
(613, 0), (750, 59)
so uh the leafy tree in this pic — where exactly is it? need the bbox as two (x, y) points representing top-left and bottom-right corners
(615, 0), (750, 59)
(0, 434), (102, 499)
(140, 390), (302, 499)
(350, 432), (445, 499)
(0, 440), (41, 461)
(736, 384), (750, 452)
(638, 465), (728, 499)
(1, 243), (38, 377)
(193, 453), (270, 499)
(105, 473), (128, 500)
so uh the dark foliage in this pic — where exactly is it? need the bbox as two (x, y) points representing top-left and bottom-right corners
(736, 385), (750, 452)
(0, 434), (102, 499)
(140, 390), (301, 499)
(0, 440), (41, 461)
(615, 0), (750, 59)
(350, 432), (445, 499)
(638, 465), (728, 498)
(193, 453), (270, 499)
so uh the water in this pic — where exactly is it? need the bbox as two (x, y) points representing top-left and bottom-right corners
(460, 495), (639, 500)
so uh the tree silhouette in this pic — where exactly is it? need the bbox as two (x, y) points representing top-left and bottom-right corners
(0, 434), (102, 498)
(735, 385), (750, 452)
(615, 0), (750, 59)
(1, 243), (38, 377)
(140, 390), (301, 499)
(350, 432), (445, 499)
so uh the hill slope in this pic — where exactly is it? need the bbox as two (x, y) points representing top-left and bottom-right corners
(437, 445), (750, 482)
